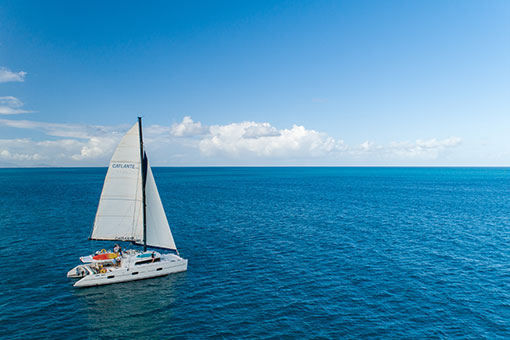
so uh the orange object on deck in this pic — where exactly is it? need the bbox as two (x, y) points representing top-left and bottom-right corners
(93, 253), (117, 260)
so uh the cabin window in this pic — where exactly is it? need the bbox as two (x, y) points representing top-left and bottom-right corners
(157, 268), (163, 271)
(135, 258), (160, 265)
(132, 272), (139, 275)
(107, 275), (115, 279)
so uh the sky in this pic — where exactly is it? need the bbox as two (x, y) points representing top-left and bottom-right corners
(0, 0), (509, 166)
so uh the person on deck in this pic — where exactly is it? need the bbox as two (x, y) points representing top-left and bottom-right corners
(114, 255), (121, 267)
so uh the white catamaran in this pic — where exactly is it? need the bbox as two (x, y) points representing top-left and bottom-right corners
(67, 117), (187, 287)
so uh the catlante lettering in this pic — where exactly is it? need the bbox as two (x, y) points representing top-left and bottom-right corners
(112, 163), (136, 169)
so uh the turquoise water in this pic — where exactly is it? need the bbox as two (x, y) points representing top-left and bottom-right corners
(1, 167), (510, 339)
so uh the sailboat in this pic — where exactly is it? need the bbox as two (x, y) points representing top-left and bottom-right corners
(67, 117), (188, 287)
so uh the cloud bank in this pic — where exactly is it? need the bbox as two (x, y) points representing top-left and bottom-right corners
(0, 119), (125, 166)
(199, 121), (345, 158)
(0, 116), (462, 167)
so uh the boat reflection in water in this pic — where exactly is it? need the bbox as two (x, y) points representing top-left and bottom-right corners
(75, 273), (186, 339)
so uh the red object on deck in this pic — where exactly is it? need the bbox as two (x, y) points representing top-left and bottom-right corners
(93, 253), (117, 260)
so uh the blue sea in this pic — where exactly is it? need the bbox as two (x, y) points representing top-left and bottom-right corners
(1, 167), (510, 339)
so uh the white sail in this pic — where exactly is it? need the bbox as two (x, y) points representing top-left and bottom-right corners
(90, 123), (144, 242)
(144, 163), (177, 250)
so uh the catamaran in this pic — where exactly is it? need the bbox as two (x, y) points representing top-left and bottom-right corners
(67, 117), (187, 287)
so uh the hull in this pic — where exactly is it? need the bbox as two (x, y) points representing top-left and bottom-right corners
(70, 253), (187, 287)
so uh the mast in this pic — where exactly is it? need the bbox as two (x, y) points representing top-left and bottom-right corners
(138, 116), (148, 252)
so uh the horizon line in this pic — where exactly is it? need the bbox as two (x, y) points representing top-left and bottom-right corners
(1, 165), (510, 169)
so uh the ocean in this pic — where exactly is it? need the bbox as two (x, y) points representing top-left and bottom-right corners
(1, 167), (509, 339)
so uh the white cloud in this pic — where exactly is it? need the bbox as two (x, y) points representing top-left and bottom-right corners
(416, 137), (461, 148)
(354, 137), (462, 160)
(0, 96), (23, 108)
(71, 137), (119, 160)
(0, 139), (50, 164)
(0, 96), (33, 115)
(199, 121), (345, 158)
(243, 123), (281, 139)
(0, 136), (118, 166)
(0, 119), (125, 166)
(0, 67), (26, 83)
(0, 116), (463, 166)
(170, 116), (208, 137)
(359, 140), (378, 152)
(0, 146), (42, 161)
(194, 119), (460, 162)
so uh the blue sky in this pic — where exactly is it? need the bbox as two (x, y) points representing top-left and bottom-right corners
(0, 0), (509, 166)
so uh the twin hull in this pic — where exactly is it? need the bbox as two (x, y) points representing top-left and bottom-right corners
(69, 254), (187, 287)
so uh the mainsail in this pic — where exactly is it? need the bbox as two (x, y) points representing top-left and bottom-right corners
(90, 120), (177, 251)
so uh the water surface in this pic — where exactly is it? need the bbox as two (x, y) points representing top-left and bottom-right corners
(1, 167), (509, 339)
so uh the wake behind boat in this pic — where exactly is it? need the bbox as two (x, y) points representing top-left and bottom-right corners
(67, 117), (187, 287)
